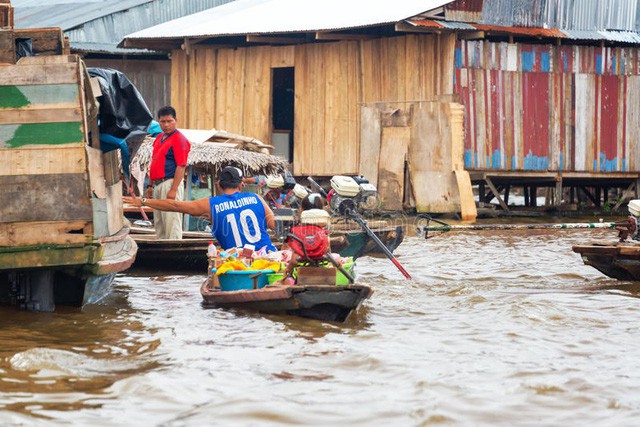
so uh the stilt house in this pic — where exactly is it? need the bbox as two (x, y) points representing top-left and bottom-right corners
(121, 0), (640, 217)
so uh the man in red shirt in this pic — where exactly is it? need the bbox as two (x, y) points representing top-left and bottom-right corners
(145, 105), (191, 239)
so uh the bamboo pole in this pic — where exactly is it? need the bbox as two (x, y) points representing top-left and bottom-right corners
(420, 221), (617, 234)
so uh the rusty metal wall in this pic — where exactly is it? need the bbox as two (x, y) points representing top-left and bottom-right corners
(445, 0), (640, 32)
(455, 40), (640, 172)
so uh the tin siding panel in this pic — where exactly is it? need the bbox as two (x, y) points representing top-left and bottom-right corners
(456, 40), (640, 173)
(521, 72), (550, 170)
(599, 75), (619, 172)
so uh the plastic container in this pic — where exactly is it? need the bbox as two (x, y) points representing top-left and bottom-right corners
(629, 200), (640, 217)
(207, 242), (217, 258)
(267, 272), (283, 284)
(336, 260), (355, 285)
(330, 175), (361, 197)
(300, 208), (330, 226)
(212, 269), (275, 291)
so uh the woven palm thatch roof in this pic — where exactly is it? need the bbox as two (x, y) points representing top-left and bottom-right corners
(131, 135), (289, 177)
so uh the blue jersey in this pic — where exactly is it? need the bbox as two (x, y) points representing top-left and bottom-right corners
(209, 192), (276, 252)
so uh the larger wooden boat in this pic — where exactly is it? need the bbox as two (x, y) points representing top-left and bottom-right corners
(0, 17), (137, 311)
(573, 242), (640, 281)
(200, 277), (372, 322)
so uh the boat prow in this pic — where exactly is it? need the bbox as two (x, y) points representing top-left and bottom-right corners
(573, 241), (640, 281)
(200, 278), (373, 322)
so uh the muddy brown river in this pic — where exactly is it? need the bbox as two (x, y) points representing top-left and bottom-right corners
(2, 224), (640, 426)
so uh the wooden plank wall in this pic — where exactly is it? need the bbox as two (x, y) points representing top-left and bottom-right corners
(84, 58), (171, 118)
(172, 45), (294, 147)
(0, 56), (94, 245)
(172, 34), (456, 176)
(293, 41), (359, 175)
(455, 40), (640, 173)
(361, 100), (472, 215)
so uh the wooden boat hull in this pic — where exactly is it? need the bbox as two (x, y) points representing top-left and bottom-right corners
(130, 224), (404, 272)
(200, 278), (373, 322)
(0, 228), (138, 310)
(573, 242), (640, 281)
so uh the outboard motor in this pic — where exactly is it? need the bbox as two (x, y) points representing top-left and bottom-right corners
(287, 209), (331, 262)
(328, 175), (378, 214)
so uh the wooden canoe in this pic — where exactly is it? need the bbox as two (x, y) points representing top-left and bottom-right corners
(200, 277), (373, 322)
(573, 241), (640, 281)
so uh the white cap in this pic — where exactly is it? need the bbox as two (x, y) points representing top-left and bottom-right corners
(266, 175), (285, 188)
(293, 183), (309, 199)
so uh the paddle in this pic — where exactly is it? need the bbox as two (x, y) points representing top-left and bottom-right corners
(307, 176), (412, 280)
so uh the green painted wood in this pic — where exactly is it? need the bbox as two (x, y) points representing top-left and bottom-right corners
(0, 84), (79, 108)
(0, 244), (99, 270)
(0, 86), (29, 108)
(0, 173), (92, 223)
(0, 122), (83, 148)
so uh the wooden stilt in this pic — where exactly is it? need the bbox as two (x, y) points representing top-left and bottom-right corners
(555, 177), (563, 207)
(485, 176), (509, 212)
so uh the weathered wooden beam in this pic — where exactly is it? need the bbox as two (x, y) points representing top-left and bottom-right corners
(485, 176), (510, 212)
(457, 31), (485, 40)
(0, 220), (92, 247)
(246, 34), (305, 44)
(579, 186), (598, 206)
(613, 181), (636, 212)
(0, 106), (82, 125)
(315, 32), (375, 41)
(0, 143), (86, 176)
(0, 62), (79, 85)
(555, 177), (563, 207)
(0, 243), (97, 270)
(0, 173), (92, 223)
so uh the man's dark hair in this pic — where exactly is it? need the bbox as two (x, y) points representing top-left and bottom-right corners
(219, 181), (240, 190)
(301, 193), (327, 211)
(157, 105), (176, 119)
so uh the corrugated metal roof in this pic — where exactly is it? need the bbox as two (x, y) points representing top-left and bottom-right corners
(445, 0), (640, 32)
(412, 19), (640, 44)
(13, 0), (150, 30)
(123, 0), (455, 43)
(13, 0), (238, 54)
(70, 41), (155, 55)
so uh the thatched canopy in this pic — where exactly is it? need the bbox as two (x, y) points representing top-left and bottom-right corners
(131, 135), (289, 178)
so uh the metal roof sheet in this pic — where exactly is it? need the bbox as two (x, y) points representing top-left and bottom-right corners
(448, 0), (640, 33)
(70, 41), (156, 55)
(123, 0), (455, 42)
(411, 19), (640, 43)
(13, 0), (237, 55)
(13, 0), (151, 30)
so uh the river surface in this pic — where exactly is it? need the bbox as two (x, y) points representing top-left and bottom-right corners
(2, 224), (640, 426)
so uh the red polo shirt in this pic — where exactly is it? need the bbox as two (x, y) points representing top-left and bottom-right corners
(149, 130), (190, 180)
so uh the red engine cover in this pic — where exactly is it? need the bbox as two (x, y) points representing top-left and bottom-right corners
(288, 225), (329, 260)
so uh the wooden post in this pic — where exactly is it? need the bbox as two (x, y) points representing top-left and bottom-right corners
(555, 176), (563, 207)
(529, 185), (538, 208)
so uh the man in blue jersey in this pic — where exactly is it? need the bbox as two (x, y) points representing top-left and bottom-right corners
(125, 166), (276, 252)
